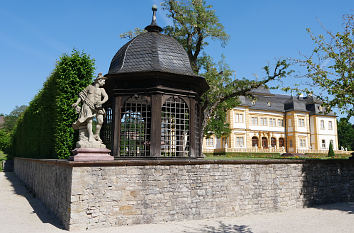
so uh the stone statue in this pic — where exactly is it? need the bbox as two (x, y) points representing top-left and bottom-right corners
(72, 73), (109, 148)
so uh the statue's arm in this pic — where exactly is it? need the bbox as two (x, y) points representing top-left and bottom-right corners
(99, 88), (109, 105)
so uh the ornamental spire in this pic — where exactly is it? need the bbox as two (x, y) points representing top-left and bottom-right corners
(145, 5), (163, 32)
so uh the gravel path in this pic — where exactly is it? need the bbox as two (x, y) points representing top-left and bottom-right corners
(1, 172), (353, 233)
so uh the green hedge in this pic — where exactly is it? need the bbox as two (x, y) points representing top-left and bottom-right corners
(11, 50), (95, 159)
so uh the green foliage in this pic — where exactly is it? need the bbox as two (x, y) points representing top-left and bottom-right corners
(328, 141), (335, 157)
(2, 105), (27, 132)
(290, 14), (353, 118)
(337, 118), (354, 150)
(0, 129), (11, 156)
(161, 0), (229, 73)
(11, 50), (95, 159)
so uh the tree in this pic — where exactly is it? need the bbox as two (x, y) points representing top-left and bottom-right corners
(290, 14), (353, 119)
(0, 105), (27, 156)
(328, 140), (335, 157)
(161, 0), (290, 138)
(2, 105), (27, 132)
(337, 118), (354, 151)
(122, 0), (290, 138)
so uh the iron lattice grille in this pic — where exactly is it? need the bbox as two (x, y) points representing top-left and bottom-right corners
(101, 105), (113, 150)
(161, 97), (190, 157)
(194, 102), (201, 157)
(120, 96), (151, 157)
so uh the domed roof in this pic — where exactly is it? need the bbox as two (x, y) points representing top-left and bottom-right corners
(108, 7), (196, 77)
(108, 32), (196, 76)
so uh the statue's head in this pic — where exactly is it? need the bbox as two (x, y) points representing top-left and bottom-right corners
(94, 73), (106, 86)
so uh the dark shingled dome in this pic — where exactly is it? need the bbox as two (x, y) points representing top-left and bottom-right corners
(108, 32), (196, 77)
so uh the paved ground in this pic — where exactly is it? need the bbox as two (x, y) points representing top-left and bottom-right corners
(1, 172), (354, 233)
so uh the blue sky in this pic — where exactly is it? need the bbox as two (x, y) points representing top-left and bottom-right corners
(0, 0), (352, 116)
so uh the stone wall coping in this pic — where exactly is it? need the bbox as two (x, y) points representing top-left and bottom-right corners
(14, 157), (353, 167)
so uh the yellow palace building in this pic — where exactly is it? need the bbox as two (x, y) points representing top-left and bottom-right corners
(203, 87), (345, 154)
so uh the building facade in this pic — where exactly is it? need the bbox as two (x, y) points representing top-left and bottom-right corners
(203, 87), (340, 154)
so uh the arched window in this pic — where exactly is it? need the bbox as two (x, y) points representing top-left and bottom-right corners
(279, 138), (285, 147)
(120, 96), (151, 156)
(262, 137), (268, 148)
(252, 136), (258, 147)
(161, 97), (189, 157)
(271, 137), (276, 147)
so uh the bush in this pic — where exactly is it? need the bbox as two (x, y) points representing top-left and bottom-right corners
(328, 141), (335, 157)
(11, 50), (95, 159)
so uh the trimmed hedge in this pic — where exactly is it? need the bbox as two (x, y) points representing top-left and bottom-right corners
(11, 50), (95, 159)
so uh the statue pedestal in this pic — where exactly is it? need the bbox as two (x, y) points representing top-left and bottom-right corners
(70, 148), (114, 161)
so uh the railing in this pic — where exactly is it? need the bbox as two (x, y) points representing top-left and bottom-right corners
(203, 147), (286, 154)
(226, 148), (286, 153)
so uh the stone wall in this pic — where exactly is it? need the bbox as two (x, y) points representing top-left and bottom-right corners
(14, 158), (72, 229)
(14, 158), (354, 231)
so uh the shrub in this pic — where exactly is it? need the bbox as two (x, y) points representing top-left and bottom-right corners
(328, 141), (335, 157)
(11, 50), (95, 159)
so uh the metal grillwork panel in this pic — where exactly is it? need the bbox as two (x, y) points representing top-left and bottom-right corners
(101, 106), (113, 150)
(120, 96), (151, 157)
(194, 102), (201, 157)
(161, 97), (190, 157)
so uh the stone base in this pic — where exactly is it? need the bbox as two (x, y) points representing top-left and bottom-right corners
(70, 148), (114, 161)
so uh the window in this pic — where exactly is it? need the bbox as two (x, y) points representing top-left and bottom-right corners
(269, 118), (276, 127)
(330, 139), (334, 146)
(261, 118), (268, 126)
(298, 118), (305, 127)
(235, 136), (244, 147)
(279, 138), (285, 147)
(262, 137), (268, 148)
(320, 120), (325, 130)
(328, 121), (333, 130)
(252, 136), (258, 147)
(278, 119), (284, 127)
(288, 119), (292, 126)
(321, 139), (326, 148)
(251, 117), (258, 126)
(234, 113), (244, 123)
(206, 137), (214, 147)
(289, 139), (293, 147)
(271, 137), (276, 147)
(267, 101), (271, 107)
(251, 100), (256, 105)
(299, 138), (306, 148)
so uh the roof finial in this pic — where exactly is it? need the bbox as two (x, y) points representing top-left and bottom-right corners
(152, 5), (158, 25)
(145, 5), (163, 32)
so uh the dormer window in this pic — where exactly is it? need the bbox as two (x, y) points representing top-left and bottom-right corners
(267, 101), (271, 107)
(251, 100), (256, 105)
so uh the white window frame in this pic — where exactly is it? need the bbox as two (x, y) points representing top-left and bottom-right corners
(320, 120), (325, 130)
(278, 119), (284, 127)
(261, 117), (268, 126)
(234, 113), (244, 123)
(298, 118), (305, 127)
(206, 137), (214, 147)
(328, 121), (333, 130)
(299, 138), (306, 148)
(251, 117), (258, 126)
(235, 136), (244, 147)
